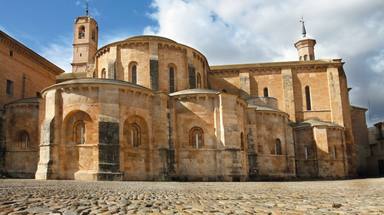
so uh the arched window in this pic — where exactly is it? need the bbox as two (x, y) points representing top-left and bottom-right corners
(19, 131), (29, 149)
(263, 87), (269, 97)
(131, 64), (137, 84)
(123, 116), (148, 150)
(196, 73), (202, 88)
(129, 123), (140, 147)
(73, 121), (85, 144)
(304, 55), (308, 61)
(92, 71), (97, 78)
(49, 118), (55, 144)
(189, 127), (204, 149)
(240, 132), (245, 151)
(78, 26), (85, 39)
(305, 85), (311, 111)
(334, 145), (337, 159)
(331, 145), (337, 159)
(275, 138), (282, 155)
(304, 145), (309, 160)
(101, 68), (106, 79)
(169, 66), (175, 93)
(188, 65), (196, 89)
(91, 30), (96, 41)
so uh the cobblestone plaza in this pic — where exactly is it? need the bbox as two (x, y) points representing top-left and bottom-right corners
(0, 178), (383, 214)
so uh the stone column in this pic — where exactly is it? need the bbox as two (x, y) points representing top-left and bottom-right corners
(327, 66), (356, 176)
(35, 90), (59, 180)
(326, 67), (344, 126)
(282, 68), (296, 121)
(0, 111), (5, 174)
(96, 87), (122, 180)
(149, 41), (159, 91)
(246, 122), (258, 180)
(152, 92), (170, 180)
(97, 121), (121, 180)
(313, 126), (328, 177)
(239, 72), (250, 98)
(218, 93), (244, 181)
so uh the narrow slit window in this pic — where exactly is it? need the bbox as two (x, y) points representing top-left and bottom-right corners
(240, 132), (245, 151)
(188, 65), (196, 89)
(332, 145), (337, 159)
(6, 80), (13, 96)
(169, 66), (175, 93)
(19, 131), (30, 149)
(189, 127), (204, 149)
(131, 65), (137, 84)
(275, 138), (282, 155)
(22, 74), (26, 98)
(91, 30), (96, 41)
(130, 123), (140, 147)
(305, 86), (312, 110)
(101, 68), (106, 79)
(263, 87), (269, 97)
(196, 72), (201, 88)
(74, 121), (85, 144)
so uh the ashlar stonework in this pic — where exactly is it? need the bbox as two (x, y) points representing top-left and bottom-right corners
(1, 14), (369, 181)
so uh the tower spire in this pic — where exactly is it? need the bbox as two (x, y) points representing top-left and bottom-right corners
(295, 17), (316, 61)
(72, 2), (98, 73)
(85, 1), (89, 16)
(300, 17), (306, 38)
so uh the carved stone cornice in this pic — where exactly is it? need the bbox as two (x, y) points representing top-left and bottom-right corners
(0, 31), (64, 75)
(209, 59), (343, 76)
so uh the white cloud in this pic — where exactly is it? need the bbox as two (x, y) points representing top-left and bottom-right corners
(368, 50), (384, 74)
(39, 35), (73, 72)
(145, 0), (384, 63)
(144, 0), (384, 125)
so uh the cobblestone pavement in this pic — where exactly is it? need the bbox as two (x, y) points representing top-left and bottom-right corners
(0, 178), (383, 215)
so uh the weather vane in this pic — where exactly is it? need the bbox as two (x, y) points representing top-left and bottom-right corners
(300, 17), (307, 38)
(85, 0), (89, 16)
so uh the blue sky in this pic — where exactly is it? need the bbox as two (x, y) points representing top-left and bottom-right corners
(1, 0), (383, 125)
(0, 0), (155, 54)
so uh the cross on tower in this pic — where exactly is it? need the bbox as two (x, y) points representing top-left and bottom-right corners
(300, 17), (307, 38)
(85, 0), (89, 16)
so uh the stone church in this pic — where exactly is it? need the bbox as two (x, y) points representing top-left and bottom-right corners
(1, 13), (369, 181)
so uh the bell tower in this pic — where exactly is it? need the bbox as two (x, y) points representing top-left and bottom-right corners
(294, 18), (316, 61)
(71, 4), (98, 73)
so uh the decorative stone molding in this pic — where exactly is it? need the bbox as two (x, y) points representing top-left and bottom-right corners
(0, 31), (64, 75)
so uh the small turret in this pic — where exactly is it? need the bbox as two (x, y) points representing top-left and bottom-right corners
(294, 18), (316, 61)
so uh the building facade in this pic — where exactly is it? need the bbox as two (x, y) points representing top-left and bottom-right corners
(0, 30), (64, 177)
(350, 106), (369, 176)
(366, 122), (384, 176)
(2, 14), (369, 181)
